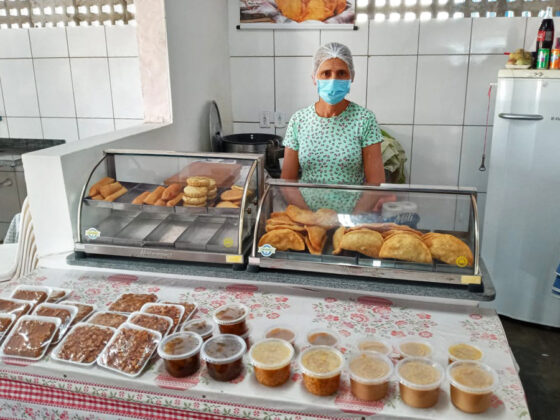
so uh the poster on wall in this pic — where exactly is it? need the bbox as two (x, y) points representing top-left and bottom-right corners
(239, 0), (356, 29)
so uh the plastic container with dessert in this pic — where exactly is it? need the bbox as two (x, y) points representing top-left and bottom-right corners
(47, 287), (72, 303)
(158, 331), (203, 378)
(32, 302), (78, 343)
(63, 301), (96, 325)
(397, 338), (433, 359)
(299, 345), (344, 396)
(306, 328), (339, 347)
(87, 311), (129, 329)
(447, 342), (484, 364)
(356, 337), (392, 356)
(10, 285), (52, 309)
(0, 315), (61, 360)
(181, 319), (214, 341)
(264, 325), (296, 346)
(141, 302), (185, 333)
(52, 323), (115, 366)
(201, 334), (247, 382)
(249, 338), (294, 387)
(396, 357), (444, 408)
(128, 311), (173, 337)
(0, 313), (16, 342)
(447, 361), (499, 414)
(108, 293), (158, 313)
(348, 351), (394, 401)
(213, 303), (249, 335)
(0, 298), (32, 321)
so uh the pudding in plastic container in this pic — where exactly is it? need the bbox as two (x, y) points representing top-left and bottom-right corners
(201, 334), (246, 381)
(249, 338), (294, 387)
(299, 345), (344, 396)
(356, 337), (392, 356)
(348, 352), (394, 401)
(306, 328), (339, 347)
(213, 304), (249, 335)
(158, 332), (203, 378)
(447, 342), (483, 364)
(182, 319), (214, 341)
(397, 338), (433, 359)
(447, 361), (498, 413)
(396, 357), (444, 408)
(265, 325), (296, 346)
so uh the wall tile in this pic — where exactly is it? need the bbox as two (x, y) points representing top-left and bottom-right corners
(228, 0), (273, 56)
(275, 30), (320, 56)
(419, 18), (471, 54)
(0, 59), (39, 117)
(7, 117), (42, 138)
(109, 58), (143, 119)
(34, 58), (76, 118)
(464, 55), (504, 126)
(459, 126), (492, 193)
(369, 20), (419, 55)
(367, 56), (417, 124)
(414, 55), (468, 125)
(78, 118), (115, 139)
(71, 58), (113, 118)
(471, 17), (526, 54)
(0, 29), (31, 58)
(231, 57), (274, 122)
(233, 122), (275, 135)
(29, 28), (68, 58)
(276, 126), (287, 138)
(115, 119), (144, 130)
(275, 57), (316, 118)
(410, 125), (462, 186)
(321, 21), (368, 56)
(41, 118), (79, 141)
(347, 56), (367, 107)
(414, 193), (457, 231)
(67, 26), (107, 57)
(379, 124), (413, 182)
(106, 25), (138, 57)
(525, 17), (560, 51)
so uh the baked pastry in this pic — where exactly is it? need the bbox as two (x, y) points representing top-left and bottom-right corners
(339, 229), (384, 258)
(182, 196), (207, 205)
(186, 176), (213, 188)
(286, 205), (338, 229)
(166, 194), (183, 207)
(258, 228), (306, 252)
(379, 235), (432, 264)
(92, 194), (103, 200)
(132, 191), (150, 205)
(277, 0), (346, 22)
(332, 226), (346, 255)
(105, 187), (127, 202)
(216, 201), (239, 208)
(154, 199), (166, 206)
(144, 186), (165, 205)
(221, 189), (244, 202)
(183, 202), (206, 207)
(349, 223), (421, 236)
(305, 226), (327, 255)
(162, 183), (183, 201)
(89, 177), (114, 197)
(423, 233), (473, 267)
(99, 182), (123, 198)
(184, 185), (208, 198)
(265, 223), (306, 233)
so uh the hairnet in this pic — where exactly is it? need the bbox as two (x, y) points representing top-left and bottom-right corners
(312, 42), (355, 80)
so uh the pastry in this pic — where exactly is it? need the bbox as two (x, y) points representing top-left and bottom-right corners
(99, 182), (123, 198)
(182, 196), (207, 205)
(143, 186), (165, 205)
(306, 226), (327, 252)
(349, 223), (421, 236)
(105, 187), (127, 202)
(162, 183), (183, 201)
(277, 0), (346, 22)
(89, 177), (114, 197)
(379, 235), (432, 264)
(286, 205), (338, 229)
(220, 189), (244, 202)
(423, 233), (473, 267)
(339, 229), (384, 258)
(186, 176), (212, 188)
(332, 226), (346, 255)
(154, 199), (166, 206)
(270, 212), (288, 219)
(258, 228), (306, 252)
(132, 191), (150, 205)
(92, 194), (103, 200)
(166, 194), (183, 207)
(216, 201), (239, 208)
(207, 189), (218, 200)
(184, 185), (208, 198)
(382, 229), (422, 239)
(265, 223), (306, 233)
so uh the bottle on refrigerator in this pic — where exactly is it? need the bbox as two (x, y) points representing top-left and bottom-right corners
(550, 38), (560, 69)
(536, 7), (555, 69)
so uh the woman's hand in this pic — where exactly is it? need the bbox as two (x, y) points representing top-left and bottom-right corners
(281, 147), (300, 181)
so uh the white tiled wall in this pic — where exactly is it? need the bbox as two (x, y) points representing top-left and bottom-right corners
(0, 27), (144, 142)
(228, 12), (537, 213)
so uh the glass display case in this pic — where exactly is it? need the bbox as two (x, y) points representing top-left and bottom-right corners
(249, 180), (482, 286)
(75, 149), (264, 265)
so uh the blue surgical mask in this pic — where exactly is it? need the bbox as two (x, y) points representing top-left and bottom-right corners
(317, 79), (351, 105)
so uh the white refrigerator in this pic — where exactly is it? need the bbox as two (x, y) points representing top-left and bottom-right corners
(483, 69), (560, 327)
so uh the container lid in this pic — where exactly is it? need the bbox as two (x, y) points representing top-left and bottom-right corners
(264, 325), (296, 343)
(158, 332), (203, 361)
(447, 361), (498, 394)
(182, 319), (214, 337)
(396, 357), (444, 390)
(447, 342), (484, 362)
(306, 328), (339, 347)
(397, 338), (433, 358)
(299, 345), (344, 379)
(201, 334), (246, 365)
(356, 337), (392, 356)
(213, 303), (248, 326)
(348, 351), (394, 385)
(249, 338), (294, 370)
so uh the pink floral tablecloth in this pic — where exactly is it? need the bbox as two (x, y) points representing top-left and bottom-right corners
(0, 268), (529, 420)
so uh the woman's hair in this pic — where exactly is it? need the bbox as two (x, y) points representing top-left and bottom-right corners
(312, 42), (355, 80)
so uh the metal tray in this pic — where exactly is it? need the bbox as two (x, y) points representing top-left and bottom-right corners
(112, 213), (168, 246)
(175, 216), (226, 251)
(85, 211), (140, 244)
(143, 214), (195, 247)
(206, 220), (239, 253)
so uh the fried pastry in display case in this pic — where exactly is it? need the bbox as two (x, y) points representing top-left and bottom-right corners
(76, 150), (264, 266)
(250, 180), (486, 288)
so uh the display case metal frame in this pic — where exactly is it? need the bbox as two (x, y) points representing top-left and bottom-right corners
(249, 179), (481, 285)
(75, 149), (264, 265)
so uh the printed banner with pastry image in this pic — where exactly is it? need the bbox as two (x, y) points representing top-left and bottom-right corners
(240, 0), (355, 25)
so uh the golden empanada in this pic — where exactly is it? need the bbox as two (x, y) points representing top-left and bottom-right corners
(266, 216), (301, 227)
(332, 226), (346, 255)
(258, 229), (305, 252)
(315, 208), (339, 229)
(270, 212), (288, 219)
(382, 229), (422, 239)
(286, 205), (338, 229)
(305, 226), (327, 251)
(305, 237), (322, 255)
(265, 223), (306, 233)
(286, 204), (315, 225)
(379, 235), (432, 264)
(423, 234), (473, 267)
(383, 231), (422, 242)
(349, 223), (421, 236)
(339, 229), (384, 258)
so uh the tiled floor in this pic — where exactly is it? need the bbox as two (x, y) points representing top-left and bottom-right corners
(501, 316), (560, 420)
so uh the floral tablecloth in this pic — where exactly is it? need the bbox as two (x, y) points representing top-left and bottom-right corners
(0, 267), (529, 420)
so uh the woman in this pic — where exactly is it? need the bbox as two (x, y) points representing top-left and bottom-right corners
(281, 42), (388, 212)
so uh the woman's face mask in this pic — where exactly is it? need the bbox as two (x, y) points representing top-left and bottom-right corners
(317, 79), (351, 105)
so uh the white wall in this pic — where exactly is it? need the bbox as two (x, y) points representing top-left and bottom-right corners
(0, 26), (144, 141)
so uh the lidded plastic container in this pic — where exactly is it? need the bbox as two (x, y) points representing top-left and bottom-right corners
(447, 342), (484, 364)
(264, 325), (296, 346)
(158, 332), (203, 378)
(396, 357), (444, 408)
(306, 328), (339, 347)
(249, 338), (294, 387)
(299, 345), (344, 396)
(447, 360), (498, 414)
(356, 337), (392, 356)
(201, 334), (247, 381)
(397, 338), (433, 359)
(348, 351), (394, 401)
(213, 304), (249, 335)
(182, 319), (214, 341)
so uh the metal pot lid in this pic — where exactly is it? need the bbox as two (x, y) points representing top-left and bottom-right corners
(209, 100), (222, 139)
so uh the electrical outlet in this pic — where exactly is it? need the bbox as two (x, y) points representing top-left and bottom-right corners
(274, 112), (287, 128)
(259, 111), (273, 128)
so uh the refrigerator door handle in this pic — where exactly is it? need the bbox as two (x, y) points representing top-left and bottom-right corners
(498, 113), (543, 121)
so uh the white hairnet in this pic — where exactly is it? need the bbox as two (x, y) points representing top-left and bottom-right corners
(312, 42), (355, 80)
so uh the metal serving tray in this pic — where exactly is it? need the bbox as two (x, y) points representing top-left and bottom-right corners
(175, 216), (226, 251)
(86, 211), (140, 244)
(112, 213), (168, 246)
(143, 214), (195, 247)
(206, 220), (240, 253)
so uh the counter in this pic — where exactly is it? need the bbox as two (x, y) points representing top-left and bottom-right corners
(0, 266), (527, 420)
